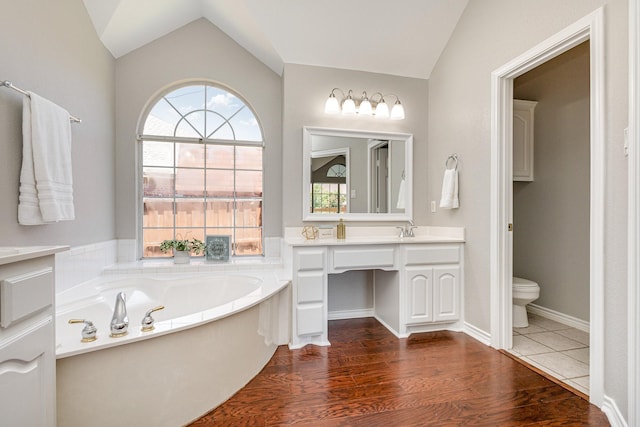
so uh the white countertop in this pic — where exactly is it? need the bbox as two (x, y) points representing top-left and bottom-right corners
(0, 246), (69, 265)
(284, 226), (465, 246)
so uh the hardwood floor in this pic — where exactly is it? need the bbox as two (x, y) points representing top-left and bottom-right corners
(188, 318), (609, 426)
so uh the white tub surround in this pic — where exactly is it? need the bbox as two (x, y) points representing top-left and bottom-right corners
(0, 246), (68, 427)
(57, 287), (289, 427)
(56, 270), (290, 358)
(54, 237), (283, 294)
(284, 226), (465, 349)
(56, 268), (290, 427)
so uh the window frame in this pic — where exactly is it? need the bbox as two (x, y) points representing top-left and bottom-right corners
(136, 81), (265, 259)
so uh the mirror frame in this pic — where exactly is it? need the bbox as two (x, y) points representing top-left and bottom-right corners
(302, 126), (413, 222)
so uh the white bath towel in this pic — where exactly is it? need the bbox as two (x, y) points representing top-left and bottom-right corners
(439, 168), (459, 209)
(18, 92), (75, 224)
(396, 178), (406, 209)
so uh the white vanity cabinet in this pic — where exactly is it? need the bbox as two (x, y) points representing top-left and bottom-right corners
(0, 247), (66, 427)
(403, 244), (461, 326)
(286, 230), (464, 349)
(513, 99), (537, 181)
(291, 247), (328, 348)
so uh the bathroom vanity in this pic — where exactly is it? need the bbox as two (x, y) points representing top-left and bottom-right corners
(284, 227), (464, 349)
(0, 246), (67, 427)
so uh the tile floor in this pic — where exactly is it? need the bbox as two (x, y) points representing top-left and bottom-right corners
(508, 313), (590, 395)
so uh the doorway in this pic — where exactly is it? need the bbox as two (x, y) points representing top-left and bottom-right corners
(509, 42), (591, 394)
(489, 9), (605, 406)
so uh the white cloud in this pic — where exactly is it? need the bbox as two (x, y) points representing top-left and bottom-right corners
(207, 93), (238, 108)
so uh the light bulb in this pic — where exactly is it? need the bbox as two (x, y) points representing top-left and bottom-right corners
(342, 97), (356, 115)
(375, 100), (389, 118)
(390, 100), (405, 120)
(324, 93), (340, 114)
(359, 98), (372, 115)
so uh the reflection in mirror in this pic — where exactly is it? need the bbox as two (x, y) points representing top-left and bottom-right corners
(311, 148), (349, 214)
(303, 127), (413, 222)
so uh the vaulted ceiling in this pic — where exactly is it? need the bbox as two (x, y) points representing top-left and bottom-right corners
(82, 0), (468, 79)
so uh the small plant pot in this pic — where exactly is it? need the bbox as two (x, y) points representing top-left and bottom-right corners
(173, 250), (191, 264)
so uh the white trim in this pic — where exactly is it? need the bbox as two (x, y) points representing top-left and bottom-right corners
(602, 395), (629, 427)
(373, 314), (405, 338)
(490, 8), (605, 407)
(629, 0), (640, 424)
(462, 322), (491, 346)
(526, 304), (590, 333)
(328, 309), (374, 320)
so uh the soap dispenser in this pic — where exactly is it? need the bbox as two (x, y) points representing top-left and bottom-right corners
(337, 218), (346, 239)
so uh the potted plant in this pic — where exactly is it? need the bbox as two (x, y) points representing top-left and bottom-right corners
(159, 237), (206, 264)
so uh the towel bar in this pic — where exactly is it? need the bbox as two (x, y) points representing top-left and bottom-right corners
(2, 80), (81, 123)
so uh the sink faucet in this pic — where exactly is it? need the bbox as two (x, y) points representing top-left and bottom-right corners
(396, 221), (417, 238)
(404, 221), (416, 237)
(110, 292), (129, 337)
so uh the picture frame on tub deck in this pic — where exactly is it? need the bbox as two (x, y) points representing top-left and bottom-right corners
(206, 235), (230, 261)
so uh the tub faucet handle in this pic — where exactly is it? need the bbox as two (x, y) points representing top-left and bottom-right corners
(141, 305), (165, 332)
(68, 319), (98, 342)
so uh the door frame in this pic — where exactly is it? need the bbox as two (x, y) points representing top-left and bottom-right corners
(629, 0), (640, 423)
(489, 8), (605, 406)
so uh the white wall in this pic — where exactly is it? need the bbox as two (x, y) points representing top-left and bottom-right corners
(513, 42), (590, 322)
(428, 0), (628, 418)
(114, 19), (283, 243)
(0, 0), (115, 246)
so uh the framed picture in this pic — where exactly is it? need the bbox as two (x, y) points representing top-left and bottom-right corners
(206, 235), (230, 261)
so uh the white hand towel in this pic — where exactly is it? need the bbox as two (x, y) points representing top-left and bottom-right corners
(439, 168), (459, 209)
(396, 178), (406, 209)
(18, 92), (75, 224)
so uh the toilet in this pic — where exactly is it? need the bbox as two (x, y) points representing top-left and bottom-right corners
(512, 276), (540, 328)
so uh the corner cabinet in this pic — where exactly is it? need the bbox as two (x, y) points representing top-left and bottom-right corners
(288, 238), (464, 348)
(0, 247), (66, 427)
(513, 99), (537, 181)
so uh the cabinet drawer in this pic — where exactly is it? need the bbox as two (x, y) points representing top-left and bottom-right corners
(297, 272), (324, 303)
(1, 268), (53, 328)
(296, 305), (323, 336)
(295, 249), (325, 271)
(403, 245), (459, 266)
(332, 247), (396, 270)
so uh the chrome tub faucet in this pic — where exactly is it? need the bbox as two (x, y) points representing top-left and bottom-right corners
(110, 292), (129, 337)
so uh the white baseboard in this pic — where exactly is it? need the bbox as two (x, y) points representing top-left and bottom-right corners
(527, 303), (590, 332)
(601, 395), (628, 427)
(328, 308), (374, 321)
(462, 322), (491, 346)
(405, 321), (463, 336)
(373, 315), (406, 339)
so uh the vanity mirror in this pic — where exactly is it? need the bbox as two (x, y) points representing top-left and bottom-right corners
(302, 126), (413, 221)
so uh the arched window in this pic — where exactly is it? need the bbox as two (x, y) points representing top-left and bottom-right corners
(139, 83), (263, 258)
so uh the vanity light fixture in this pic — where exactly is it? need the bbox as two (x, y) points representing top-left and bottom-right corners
(324, 88), (405, 120)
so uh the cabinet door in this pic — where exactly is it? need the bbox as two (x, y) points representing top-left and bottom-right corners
(405, 267), (433, 324)
(433, 266), (460, 322)
(0, 320), (55, 427)
(513, 100), (537, 181)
